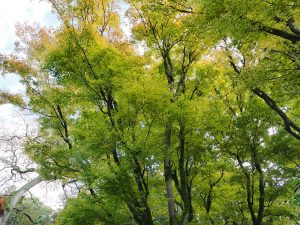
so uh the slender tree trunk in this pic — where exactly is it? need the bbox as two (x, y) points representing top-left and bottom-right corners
(178, 124), (193, 225)
(165, 123), (177, 225)
(127, 201), (153, 225)
(255, 172), (265, 225)
(160, 45), (178, 225)
(236, 157), (257, 224)
(0, 176), (43, 225)
(241, 145), (265, 225)
(132, 156), (154, 225)
(246, 176), (257, 225)
(254, 156), (265, 225)
(107, 96), (153, 224)
(143, 205), (154, 225)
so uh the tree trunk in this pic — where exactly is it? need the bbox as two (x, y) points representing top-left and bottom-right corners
(132, 156), (154, 225)
(165, 123), (177, 225)
(254, 156), (265, 225)
(178, 124), (193, 225)
(0, 176), (43, 225)
(127, 200), (153, 225)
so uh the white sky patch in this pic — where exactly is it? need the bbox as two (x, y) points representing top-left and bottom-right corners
(119, 1), (131, 38)
(0, 73), (25, 93)
(31, 181), (66, 210)
(268, 126), (278, 136)
(0, 74), (26, 126)
(0, 0), (58, 54)
(0, 104), (25, 128)
(118, 1), (145, 55)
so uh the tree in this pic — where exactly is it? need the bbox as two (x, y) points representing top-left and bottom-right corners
(0, 126), (45, 225)
(6, 196), (52, 225)
(192, 0), (300, 141)
(0, 0), (299, 224)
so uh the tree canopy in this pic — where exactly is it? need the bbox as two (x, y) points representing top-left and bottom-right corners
(0, 0), (299, 225)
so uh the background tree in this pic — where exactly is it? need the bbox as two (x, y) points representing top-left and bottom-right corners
(6, 196), (53, 225)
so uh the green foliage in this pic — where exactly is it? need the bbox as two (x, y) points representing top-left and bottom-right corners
(0, 0), (299, 224)
(56, 193), (132, 225)
(7, 197), (52, 225)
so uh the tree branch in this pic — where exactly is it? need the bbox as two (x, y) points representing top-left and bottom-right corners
(252, 88), (300, 141)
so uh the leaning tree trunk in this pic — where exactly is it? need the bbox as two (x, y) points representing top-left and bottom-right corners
(0, 176), (43, 225)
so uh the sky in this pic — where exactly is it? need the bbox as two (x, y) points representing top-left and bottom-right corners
(0, 0), (58, 127)
(0, 0), (64, 210)
(0, 0), (134, 211)
(0, 0), (131, 124)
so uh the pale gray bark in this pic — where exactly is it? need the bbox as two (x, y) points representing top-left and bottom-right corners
(0, 176), (43, 225)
